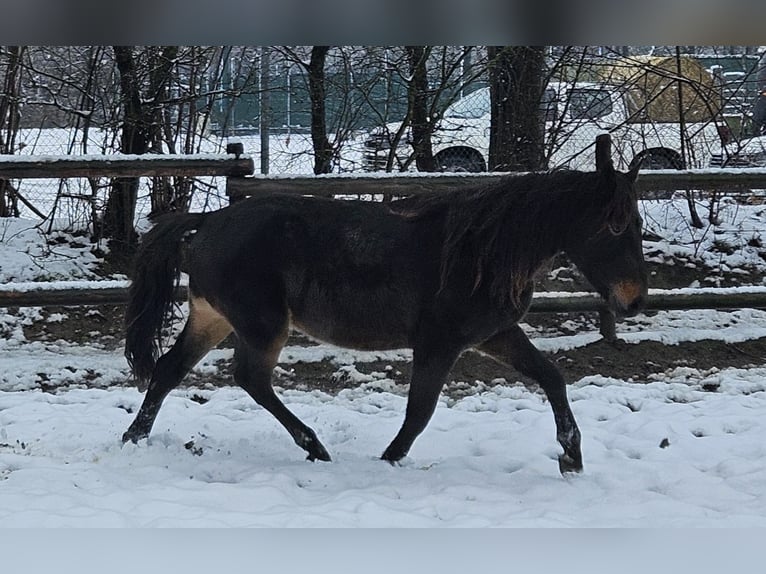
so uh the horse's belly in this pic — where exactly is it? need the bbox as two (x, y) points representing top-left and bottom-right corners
(294, 326), (408, 351)
(289, 299), (412, 351)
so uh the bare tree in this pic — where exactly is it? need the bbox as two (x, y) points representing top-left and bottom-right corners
(274, 46), (336, 174)
(101, 46), (182, 254)
(271, 47), (488, 174)
(18, 46), (233, 232)
(307, 46), (333, 174)
(97, 46), (235, 256)
(406, 46), (437, 172)
(487, 46), (546, 171)
(100, 47), (145, 252)
(0, 46), (25, 217)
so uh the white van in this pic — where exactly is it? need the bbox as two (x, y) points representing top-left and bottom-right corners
(362, 82), (725, 173)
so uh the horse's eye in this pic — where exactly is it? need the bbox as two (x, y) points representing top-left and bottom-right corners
(608, 222), (627, 236)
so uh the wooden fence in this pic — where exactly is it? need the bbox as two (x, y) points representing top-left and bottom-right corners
(1, 151), (766, 341)
(1, 152), (253, 218)
(1, 151), (765, 204)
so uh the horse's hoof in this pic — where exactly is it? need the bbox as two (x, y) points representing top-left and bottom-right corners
(558, 453), (583, 475)
(121, 432), (138, 445)
(380, 447), (405, 465)
(121, 428), (147, 445)
(306, 444), (332, 462)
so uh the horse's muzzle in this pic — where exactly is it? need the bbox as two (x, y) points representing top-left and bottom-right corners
(621, 294), (646, 317)
(609, 281), (647, 317)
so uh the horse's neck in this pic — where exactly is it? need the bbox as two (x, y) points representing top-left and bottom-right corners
(531, 195), (575, 254)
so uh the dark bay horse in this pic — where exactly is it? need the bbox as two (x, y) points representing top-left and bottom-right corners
(123, 160), (647, 474)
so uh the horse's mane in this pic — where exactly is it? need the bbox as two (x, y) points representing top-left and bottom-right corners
(390, 170), (604, 306)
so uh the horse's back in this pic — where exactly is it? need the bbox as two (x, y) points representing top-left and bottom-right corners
(191, 194), (431, 273)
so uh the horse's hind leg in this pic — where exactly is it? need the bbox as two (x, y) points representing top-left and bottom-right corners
(232, 315), (331, 462)
(123, 296), (232, 443)
(477, 324), (582, 474)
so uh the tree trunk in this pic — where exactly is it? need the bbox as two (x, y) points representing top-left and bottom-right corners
(103, 46), (182, 254)
(406, 46), (437, 172)
(308, 46), (333, 175)
(487, 46), (546, 172)
(102, 46), (149, 253)
(0, 46), (24, 217)
(146, 46), (185, 215)
(260, 47), (271, 175)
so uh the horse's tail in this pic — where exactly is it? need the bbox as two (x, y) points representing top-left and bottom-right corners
(125, 212), (207, 386)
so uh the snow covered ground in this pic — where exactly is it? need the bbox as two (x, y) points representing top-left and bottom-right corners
(2, 306), (766, 526)
(2, 192), (766, 527)
(0, 366), (764, 527)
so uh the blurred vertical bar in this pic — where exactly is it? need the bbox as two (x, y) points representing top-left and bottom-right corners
(260, 46), (270, 175)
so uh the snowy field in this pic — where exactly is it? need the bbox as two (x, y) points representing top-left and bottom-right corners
(1, 364), (766, 527)
(2, 186), (766, 527)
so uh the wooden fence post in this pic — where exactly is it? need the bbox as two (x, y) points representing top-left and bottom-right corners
(595, 133), (612, 170)
(598, 306), (618, 343)
(595, 134), (618, 342)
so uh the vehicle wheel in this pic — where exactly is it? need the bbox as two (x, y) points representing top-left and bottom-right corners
(631, 149), (684, 170)
(631, 150), (683, 199)
(436, 150), (486, 172)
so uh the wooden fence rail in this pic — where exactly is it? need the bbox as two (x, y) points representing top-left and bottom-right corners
(0, 152), (764, 199)
(225, 168), (766, 200)
(2, 282), (765, 315)
(0, 153), (254, 180)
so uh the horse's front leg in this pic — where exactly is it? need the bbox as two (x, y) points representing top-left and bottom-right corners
(478, 325), (583, 474)
(381, 344), (462, 463)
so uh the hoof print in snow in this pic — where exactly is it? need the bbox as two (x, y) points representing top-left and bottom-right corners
(184, 440), (204, 456)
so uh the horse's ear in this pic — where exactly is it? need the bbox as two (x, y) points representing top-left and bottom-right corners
(597, 158), (617, 196)
(599, 162), (634, 235)
(597, 157), (616, 178)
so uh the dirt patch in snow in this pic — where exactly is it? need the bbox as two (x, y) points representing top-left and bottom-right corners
(16, 302), (766, 399)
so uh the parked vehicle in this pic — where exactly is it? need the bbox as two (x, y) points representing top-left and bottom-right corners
(363, 79), (725, 173)
(710, 135), (766, 167)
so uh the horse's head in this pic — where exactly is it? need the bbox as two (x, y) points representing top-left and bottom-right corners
(566, 161), (648, 317)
